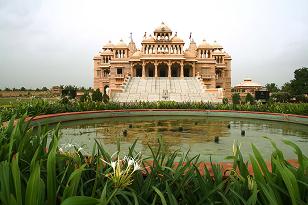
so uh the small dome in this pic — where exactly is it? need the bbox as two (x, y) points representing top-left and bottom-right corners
(171, 36), (184, 43)
(212, 40), (223, 49)
(101, 49), (113, 56)
(131, 50), (142, 59)
(93, 53), (101, 59)
(184, 50), (196, 58)
(198, 39), (212, 49)
(103, 40), (114, 48)
(114, 39), (128, 48)
(235, 78), (262, 87)
(142, 35), (155, 43)
(154, 22), (172, 33)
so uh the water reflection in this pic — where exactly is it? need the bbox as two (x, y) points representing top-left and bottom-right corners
(57, 116), (308, 161)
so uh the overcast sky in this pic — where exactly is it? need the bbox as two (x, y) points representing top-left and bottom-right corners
(0, 0), (307, 89)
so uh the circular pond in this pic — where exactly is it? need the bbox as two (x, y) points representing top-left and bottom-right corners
(56, 115), (308, 161)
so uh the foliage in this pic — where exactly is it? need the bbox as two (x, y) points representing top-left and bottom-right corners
(222, 97), (228, 104)
(20, 87), (26, 91)
(289, 67), (308, 96)
(42, 87), (48, 91)
(102, 93), (110, 104)
(295, 94), (308, 103)
(0, 116), (307, 205)
(80, 91), (91, 102)
(232, 93), (241, 104)
(270, 92), (291, 103)
(265, 83), (280, 93)
(1, 99), (308, 121)
(61, 85), (77, 99)
(92, 89), (103, 102)
(245, 93), (255, 104)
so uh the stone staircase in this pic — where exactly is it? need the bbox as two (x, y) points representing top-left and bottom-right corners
(112, 77), (223, 103)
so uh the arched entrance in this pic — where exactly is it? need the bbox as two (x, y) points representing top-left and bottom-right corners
(134, 64), (142, 77)
(145, 62), (155, 77)
(184, 64), (192, 77)
(158, 63), (168, 77)
(104, 85), (109, 95)
(171, 63), (180, 77)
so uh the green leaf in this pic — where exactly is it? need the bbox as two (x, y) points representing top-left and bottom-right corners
(63, 164), (86, 200)
(152, 186), (167, 205)
(47, 137), (58, 205)
(11, 154), (22, 205)
(25, 162), (43, 205)
(61, 196), (100, 205)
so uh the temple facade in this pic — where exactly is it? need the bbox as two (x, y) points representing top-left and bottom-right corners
(93, 22), (232, 101)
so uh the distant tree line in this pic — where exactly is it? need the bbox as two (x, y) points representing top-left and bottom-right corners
(264, 67), (308, 103)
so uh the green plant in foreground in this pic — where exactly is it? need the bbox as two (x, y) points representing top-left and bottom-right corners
(0, 116), (307, 205)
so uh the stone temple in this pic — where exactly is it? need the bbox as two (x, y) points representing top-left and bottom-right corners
(93, 22), (231, 102)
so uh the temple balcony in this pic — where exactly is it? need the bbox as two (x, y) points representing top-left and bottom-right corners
(216, 63), (226, 68)
(99, 63), (110, 67)
(201, 74), (215, 80)
(115, 74), (125, 79)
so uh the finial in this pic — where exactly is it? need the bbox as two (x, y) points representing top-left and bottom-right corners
(175, 32), (177, 36)
(143, 32), (147, 38)
(189, 32), (192, 41)
(130, 32), (133, 42)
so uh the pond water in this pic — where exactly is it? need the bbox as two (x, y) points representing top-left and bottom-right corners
(57, 116), (308, 161)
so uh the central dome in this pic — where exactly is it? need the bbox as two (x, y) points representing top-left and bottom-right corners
(154, 22), (172, 33)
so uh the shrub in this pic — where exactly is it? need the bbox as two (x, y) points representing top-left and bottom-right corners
(222, 97), (228, 104)
(270, 92), (291, 103)
(80, 91), (91, 102)
(232, 93), (241, 104)
(61, 85), (77, 99)
(102, 93), (110, 103)
(92, 89), (103, 102)
(245, 93), (255, 104)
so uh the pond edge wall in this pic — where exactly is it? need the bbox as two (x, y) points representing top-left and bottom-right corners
(28, 109), (308, 126)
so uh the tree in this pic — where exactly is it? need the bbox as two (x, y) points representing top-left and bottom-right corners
(20, 87), (26, 91)
(281, 82), (292, 93)
(245, 93), (255, 104)
(42, 87), (48, 91)
(4, 88), (11, 91)
(265, 83), (280, 93)
(289, 67), (308, 96)
(61, 85), (77, 99)
(232, 93), (241, 104)
(270, 92), (291, 103)
(92, 89), (103, 102)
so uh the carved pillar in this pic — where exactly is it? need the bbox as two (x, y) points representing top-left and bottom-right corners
(130, 63), (133, 76)
(168, 61), (171, 78)
(142, 61), (145, 79)
(180, 61), (184, 78)
(192, 62), (196, 77)
(154, 61), (158, 78)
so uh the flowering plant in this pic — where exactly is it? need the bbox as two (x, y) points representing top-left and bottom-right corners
(101, 153), (142, 188)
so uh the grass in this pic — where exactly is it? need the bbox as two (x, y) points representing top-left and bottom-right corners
(0, 115), (307, 204)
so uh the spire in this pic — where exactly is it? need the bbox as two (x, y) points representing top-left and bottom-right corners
(130, 32), (133, 42)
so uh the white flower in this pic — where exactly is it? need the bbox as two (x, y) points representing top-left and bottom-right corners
(111, 161), (116, 171)
(133, 161), (142, 172)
